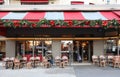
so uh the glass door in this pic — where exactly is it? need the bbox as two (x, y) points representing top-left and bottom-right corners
(73, 40), (93, 63)
(61, 40), (73, 65)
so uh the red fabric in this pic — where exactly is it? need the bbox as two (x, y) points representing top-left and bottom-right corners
(23, 12), (45, 21)
(0, 12), (9, 18)
(64, 12), (85, 20)
(38, 54), (42, 62)
(24, 54), (32, 61)
(20, 0), (48, 3)
(100, 11), (120, 20)
(0, 0), (4, 3)
(113, 11), (120, 17)
(71, 1), (84, 5)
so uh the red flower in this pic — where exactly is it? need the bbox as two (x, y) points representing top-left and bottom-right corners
(85, 21), (90, 25)
(50, 20), (55, 26)
(14, 21), (19, 27)
(68, 21), (73, 26)
(102, 21), (107, 27)
(32, 23), (36, 27)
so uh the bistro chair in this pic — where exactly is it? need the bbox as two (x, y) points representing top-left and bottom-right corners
(92, 55), (99, 65)
(59, 59), (65, 68)
(99, 55), (106, 67)
(107, 55), (114, 66)
(113, 56), (120, 68)
(21, 57), (27, 67)
(2, 57), (9, 67)
(13, 58), (21, 69)
(29, 57), (35, 67)
(35, 56), (40, 66)
(55, 56), (61, 66)
(62, 56), (68, 66)
(8, 57), (15, 68)
(42, 57), (51, 68)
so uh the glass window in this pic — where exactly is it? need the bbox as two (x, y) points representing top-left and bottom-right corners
(0, 41), (5, 60)
(105, 39), (117, 55)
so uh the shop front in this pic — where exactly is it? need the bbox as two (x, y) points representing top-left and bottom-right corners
(0, 11), (120, 63)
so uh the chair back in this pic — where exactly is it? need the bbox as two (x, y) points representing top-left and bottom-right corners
(35, 56), (40, 60)
(23, 57), (27, 60)
(3, 57), (10, 61)
(10, 57), (15, 61)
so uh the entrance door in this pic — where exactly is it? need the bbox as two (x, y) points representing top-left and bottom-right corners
(73, 40), (93, 63)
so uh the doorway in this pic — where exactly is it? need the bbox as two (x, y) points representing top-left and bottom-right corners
(73, 40), (93, 63)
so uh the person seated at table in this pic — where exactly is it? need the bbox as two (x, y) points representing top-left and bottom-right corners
(47, 54), (53, 66)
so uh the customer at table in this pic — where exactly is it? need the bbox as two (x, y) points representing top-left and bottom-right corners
(47, 54), (54, 66)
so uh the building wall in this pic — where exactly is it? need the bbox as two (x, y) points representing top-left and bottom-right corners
(93, 40), (104, 56)
(6, 40), (16, 57)
(50, 0), (120, 5)
(52, 40), (61, 58)
(3, 0), (120, 5)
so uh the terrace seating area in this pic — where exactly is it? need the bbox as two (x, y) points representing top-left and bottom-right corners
(92, 55), (120, 68)
(1, 55), (69, 69)
(20, 0), (49, 4)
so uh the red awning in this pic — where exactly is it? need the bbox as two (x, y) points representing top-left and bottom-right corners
(20, 0), (49, 4)
(0, 12), (9, 18)
(0, 11), (120, 21)
(64, 12), (85, 20)
(100, 11), (120, 20)
(0, 0), (4, 4)
(71, 1), (84, 5)
(23, 12), (45, 21)
(113, 11), (120, 17)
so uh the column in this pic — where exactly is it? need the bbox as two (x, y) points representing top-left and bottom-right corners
(52, 40), (61, 58)
(6, 40), (16, 57)
(93, 40), (104, 56)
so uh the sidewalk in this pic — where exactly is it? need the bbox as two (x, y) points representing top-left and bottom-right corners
(1, 62), (120, 77)
(74, 65), (120, 77)
(0, 65), (76, 77)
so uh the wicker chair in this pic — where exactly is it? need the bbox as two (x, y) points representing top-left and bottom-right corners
(42, 57), (51, 68)
(92, 55), (99, 65)
(13, 58), (20, 69)
(55, 56), (61, 66)
(107, 55), (114, 66)
(99, 55), (106, 67)
(35, 56), (40, 66)
(113, 56), (120, 68)
(62, 56), (68, 66)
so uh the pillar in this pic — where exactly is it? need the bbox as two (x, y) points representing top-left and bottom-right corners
(93, 40), (104, 56)
(52, 40), (61, 58)
(6, 40), (16, 57)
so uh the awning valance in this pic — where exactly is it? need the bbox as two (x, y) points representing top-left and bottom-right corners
(0, 11), (120, 21)
(20, 0), (49, 4)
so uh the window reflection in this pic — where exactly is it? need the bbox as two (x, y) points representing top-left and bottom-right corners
(16, 40), (52, 57)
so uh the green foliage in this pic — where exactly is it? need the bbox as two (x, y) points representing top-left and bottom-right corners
(0, 19), (119, 29)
